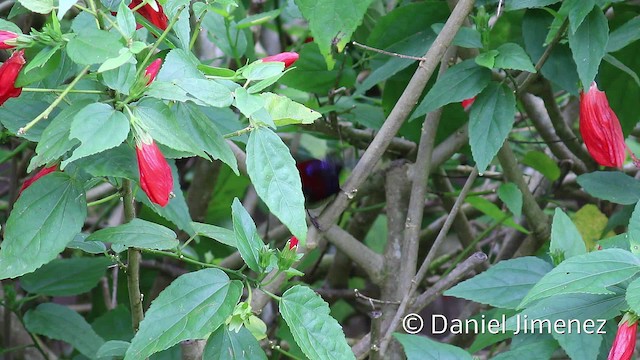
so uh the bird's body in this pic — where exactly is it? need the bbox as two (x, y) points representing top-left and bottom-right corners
(296, 159), (342, 203)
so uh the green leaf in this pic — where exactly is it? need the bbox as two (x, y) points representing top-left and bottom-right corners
(156, 49), (203, 81)
(234, 87), (274, 127)
(504, 0), (560, 11)
(445, 257), (552, 309)
(627, 201), (640, 256)
(133, 98), (207, 158)
(97, 340), (130, 359)
(607, 16), (640, 52)
(102, 61), (136, 95)
(431, 23), (482, 49)
(559, 0), (595, 34)
(518, 249), (640, 307)
(20, 257), (112, 296)
(246, 127), (307, 244)
(509, 288), (625, 328)
(191, 222), (236, 247)
(58, 0), (78, 19)
(25, 303), (104, 358)
(124, 269), (242, 360)
(28, 99), (93, 172)
(522, 150), (561, 181)
(550, 208), (587, 261)
(0, 98), (61, 142)
(17, 0), (53, 13)
(236, 8), (281, 29)
(523, 9), (579, 95)
(492, 335), (558, 360)
(600, 41), (640, 135)
(86, 218), (179, 253)
(554, 328), (601, 360)
(173, 78), (234, 108)
(412, 60), (492, 119)
(261, 92), (321, 126)
(494, 43), (536, 72)
(68, 233), (108, 254)
(231, 198), (264, 273)
(469, 82), (516, 172)
(62, 103), (130, 168)
(603, 54), (640, 88)
(577, 171), (640, 205)
(198, 64), (236, 78)
(625, 277), (640, 315)
(24, 45), (60, 74)
(0, 173), (86, 279)
(175, 103), (239, 174)
(67, 29), (125, 65)
(394, 333), (473, 360)
(97, 49), (134, 73)
(117, 0), (136, 37)
(280, 285), (354, 360)
(203, 326), (267, 360)
(568, 7), (608, 87)
(279, 43), (356, 94)
(242, 61), (284, 81)
(294, 0), (374, 69)
(466, 196), (529, 233)
(498, 183), (523, 218)
(201, 12), (248, 58)
(475, 50), (499, 69)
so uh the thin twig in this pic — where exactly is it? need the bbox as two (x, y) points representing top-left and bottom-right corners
(352, 41), (426, 61)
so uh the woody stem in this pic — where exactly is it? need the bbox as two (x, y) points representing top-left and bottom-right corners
(122, 179), (144, 332)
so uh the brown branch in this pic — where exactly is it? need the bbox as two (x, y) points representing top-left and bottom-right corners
(324, 225), (384, 284)
(309, 0), (476, 249)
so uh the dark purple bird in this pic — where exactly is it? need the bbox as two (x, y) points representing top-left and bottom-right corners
(296, 159), (342, 203)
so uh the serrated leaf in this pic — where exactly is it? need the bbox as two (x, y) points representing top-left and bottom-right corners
(124, 269), (242, 360)
(133, 98), (207, 158)
(117, 0), (136, 37)
(191, 222), (236, 247)
(62, 103), (130, 168)
(518, 249), (640, 307)
(175, 103), (239, 174)
(173, 78), (234, 108)
(469, 82), (516, 172)
(559, 0), (595, 34)
(242, 61), (284, 81)
(504, 0), (560, 11)
(102, 62), (136, 95)
(25, 303), (104, 358)
(445, 257), (552, 309)
(86, 218), (178, 253)
(261, 92), (320, 126)
(0, 173), (86, 279)
(97, 50), (134, 73)
(20, 257), (112, 296)
(498, 183), (523, 218)
(628, 201), (640, 256)
(554, 329), (601, 360)
(475, 50), (499, 69)
(494, 43), (536, 72)
(28, 99), (93, 171)
(294, 0), (374, 69)
(24, 45), (60, 74)
(203, 326), (267, 360)
(67, 233), (107, 254)
(412, 60), (492, 119)
(577, 171), (640, 205)
(394, 333), (472, 360)
(231, 198), (264, 273)
(568, 7), (608, 87)
(67, 29), (125, 65)
(550, 208), (587, 260)
(280, 285), (354, 360)
(246, 127), (307, 244)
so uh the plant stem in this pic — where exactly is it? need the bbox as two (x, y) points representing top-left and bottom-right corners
(141, 249), (247, 280)
(223, 126), (253, 139)
(19, 65), (91, 135)
(122, 179), (144, 332)
(22, 87), (105, 94)
(87, 192), (121, 207)
(0, 142), (29, 164)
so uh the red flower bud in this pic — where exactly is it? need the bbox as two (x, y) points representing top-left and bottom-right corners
(461, 97), (475, 111)
(609, 317), (638, 360)
(289, 236), (298, 250)
(0, 31), (19, 50)
(261, 52), (299, 68)
(0, 50), (25, 106)
(579, 82), (634, 168)
(129, 0), (168, 31)
(144, 58), (162, 86)
(19, 165), (57, 195)
(136, 140), (173, 207)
